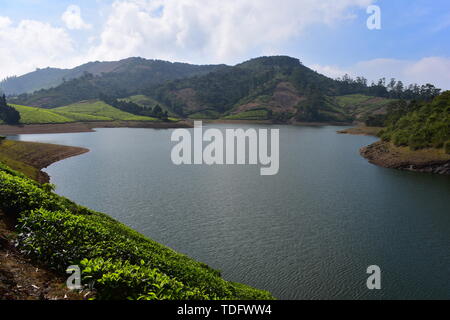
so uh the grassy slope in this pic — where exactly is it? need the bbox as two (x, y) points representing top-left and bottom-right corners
(7, 101), (159, 124)
(0, 160), (273, 300)
(54, 100), (157, 122)
(11, 104), (75, 124)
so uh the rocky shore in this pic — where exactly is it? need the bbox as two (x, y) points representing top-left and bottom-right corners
(360, 141), (450, 175)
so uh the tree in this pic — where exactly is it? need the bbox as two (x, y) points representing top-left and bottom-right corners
(0, 94), (21, 124)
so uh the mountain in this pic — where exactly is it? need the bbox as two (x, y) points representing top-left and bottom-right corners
(9, 56), (438, 123)
(147, 56), (350, 122)
(2, 57), (224, 99)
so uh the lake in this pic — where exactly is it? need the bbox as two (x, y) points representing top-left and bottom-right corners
(10, 124), (450, 299)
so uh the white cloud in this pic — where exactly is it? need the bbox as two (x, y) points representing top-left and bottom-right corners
(62, 5), (92, 30)
(311, 57), (450, 90)
(87, 0), (374, 63)
(0, 17), (75, 80)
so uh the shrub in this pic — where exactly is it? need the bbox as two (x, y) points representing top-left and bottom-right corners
(81, 258), (210, 300)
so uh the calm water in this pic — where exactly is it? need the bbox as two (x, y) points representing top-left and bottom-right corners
(10, 125), (450, 299)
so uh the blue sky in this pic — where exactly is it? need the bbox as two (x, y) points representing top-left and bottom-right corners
(1, 0), (449, 88)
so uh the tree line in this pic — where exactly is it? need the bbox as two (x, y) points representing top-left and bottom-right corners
(0, 94), (21, 124)
(334, 75), (441, 101)
(99, 94), (169, 121)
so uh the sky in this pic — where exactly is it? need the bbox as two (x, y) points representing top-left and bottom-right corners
(0, 0), (449, 89)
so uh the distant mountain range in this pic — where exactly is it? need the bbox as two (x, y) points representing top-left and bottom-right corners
(0, 57), (223, 96)
(4, 56), (439, 123)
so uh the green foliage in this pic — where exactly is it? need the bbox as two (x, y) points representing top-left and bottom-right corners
(381, 91), (450, 150)
(224, 110), (269, 120)
(80, 258), (209, 300)
(0, 164), (274, 300)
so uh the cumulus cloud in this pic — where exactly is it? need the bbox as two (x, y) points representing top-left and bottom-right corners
(62, 5), (92, 30)
(312, 57), (450, 90)
(87, 0), (374, 63)
(0, 17), (75, 80)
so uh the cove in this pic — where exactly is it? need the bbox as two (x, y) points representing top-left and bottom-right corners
(10, 124), (450, 300)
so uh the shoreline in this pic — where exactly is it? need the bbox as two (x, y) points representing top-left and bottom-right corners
(360, 141), (450, 175)
(340, 126), (450, 175)
(203, 119), (352, 126)
(0, 120), (192, 135)
(0, 139), (89, 183)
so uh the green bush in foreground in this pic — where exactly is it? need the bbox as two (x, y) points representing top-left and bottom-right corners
(0, 164), (274, 300)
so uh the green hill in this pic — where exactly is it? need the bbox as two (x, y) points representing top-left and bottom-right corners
(9, 101), (158, 124)
(54, 100), (157, 121)
(12, 104), (75, 124)
(148, 56), (348, 122)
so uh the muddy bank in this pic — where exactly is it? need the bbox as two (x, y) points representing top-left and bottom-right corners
(0, 140), (89, 183)
(361, 141), (450, 175)
(0, 120), (192, 135)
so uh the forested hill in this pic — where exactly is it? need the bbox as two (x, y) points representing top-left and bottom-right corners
(146, 56), (440, 122)
(1, 57), (223, 98)
(9, 56), (441, 123)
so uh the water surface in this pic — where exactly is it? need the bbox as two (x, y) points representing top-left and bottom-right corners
(11, 125), (450, 299)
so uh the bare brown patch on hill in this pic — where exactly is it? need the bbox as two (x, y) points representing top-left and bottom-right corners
(233, 82), (304, 115)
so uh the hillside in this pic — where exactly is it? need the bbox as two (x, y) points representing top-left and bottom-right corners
(53, 100), (157, 122)
(10, 101), (157, 124)
(148, 56), (342, 121)
(334, 94), (397, 123)
(147, 56), (401, 123)
(7, 58), (223, 106)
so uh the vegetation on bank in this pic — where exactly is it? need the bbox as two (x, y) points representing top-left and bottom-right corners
(0, 161), (273, 300)
(378, 91), (450, 152)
